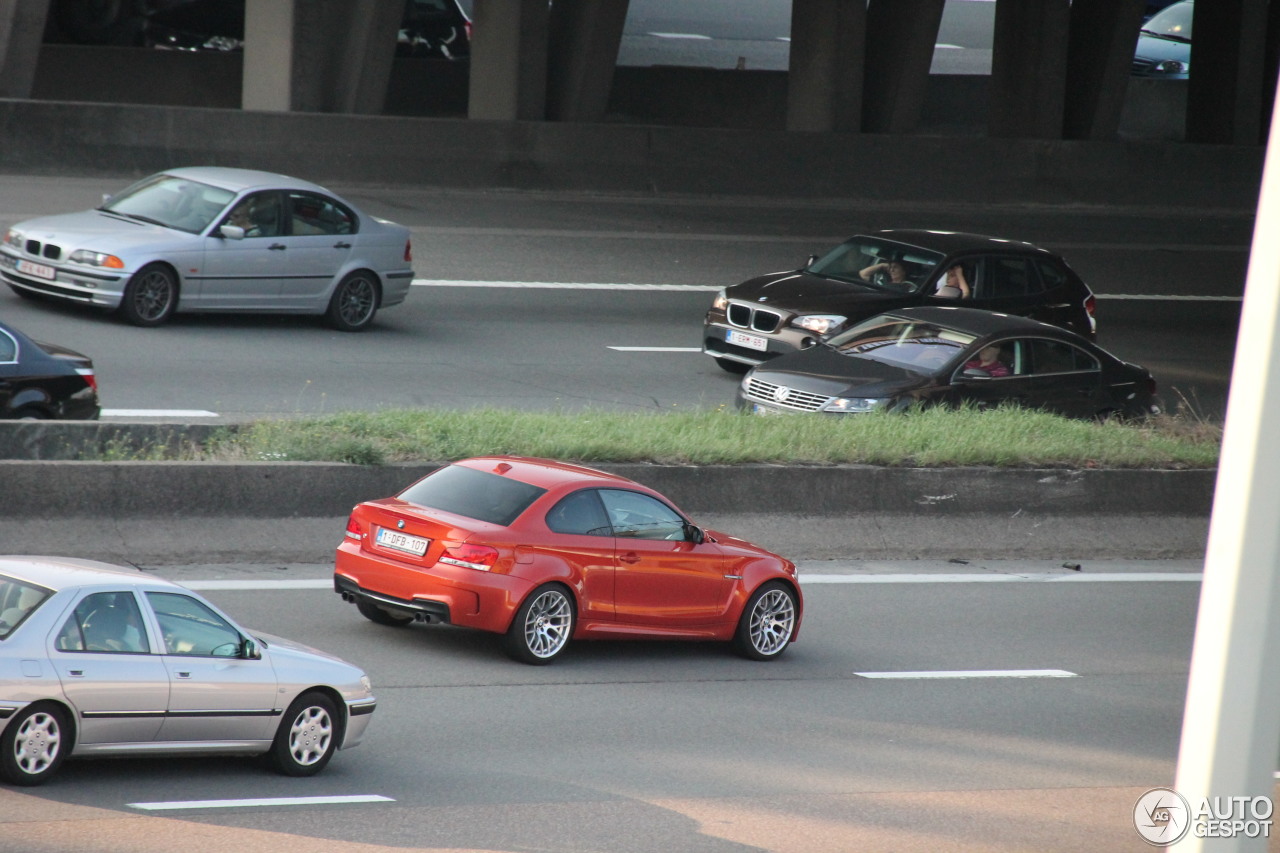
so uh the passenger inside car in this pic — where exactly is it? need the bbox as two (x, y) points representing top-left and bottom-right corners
(935, 264), (972, 299)
(964, 344), (1011, 377)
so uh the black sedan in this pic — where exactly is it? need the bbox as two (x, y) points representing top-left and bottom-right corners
(735, 307), (1158, 421)
(703, 230), (1097, 374)
(0, 320), (100, 419)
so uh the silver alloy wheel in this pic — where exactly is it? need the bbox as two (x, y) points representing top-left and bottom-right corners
(130, 267), (176, 322)
(14, 710), (61, 777)
(334, 275), (376, 328)
(521, 589), (573, 659)
(747, 588), (795, 656)
(286, 703), (333, 767)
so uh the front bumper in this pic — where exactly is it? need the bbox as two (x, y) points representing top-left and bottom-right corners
(702, 316), (815, 367)
(0, 250), (127, 308)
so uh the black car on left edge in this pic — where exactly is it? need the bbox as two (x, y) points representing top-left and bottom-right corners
(0, 320), (100, 419)
(703, 230), (1097, 374)
(736, 306), (1158, 420)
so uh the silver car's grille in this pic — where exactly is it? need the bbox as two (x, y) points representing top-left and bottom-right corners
(727, 302), (782, 333)
(24, 239), (62, 261)
(744, 377), (831, 412)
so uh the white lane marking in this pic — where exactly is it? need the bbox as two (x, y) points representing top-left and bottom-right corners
(648, 32), (712, 40)
(802, 573), (1202, 583)
(129, 794), (394, 811)
(609, 346), (702, 352)
(856, 670), (1077, 679)
(410, 280), (1240, 301)
(183, 573), (1200, 593)
(101, 409), (219, 417)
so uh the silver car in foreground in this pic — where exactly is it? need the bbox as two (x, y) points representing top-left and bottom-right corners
(0, 167), (415, 331)
(0, 556), (376, 786)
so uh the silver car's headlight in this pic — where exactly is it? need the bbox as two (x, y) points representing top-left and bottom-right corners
(711, 288), (728, 311)
(69, 249), (126, 269)
(823, 397), (891, 413)
(3, 229), (23, 248)
(360, 675), (373, 694)
(792, 314), (846, 335)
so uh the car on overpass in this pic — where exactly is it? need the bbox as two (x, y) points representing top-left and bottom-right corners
(703, 230), (1097, 374)
(735, 306), (1158, 420)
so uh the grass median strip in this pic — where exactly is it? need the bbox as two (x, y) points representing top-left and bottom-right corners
(177, 405), (1219, 469)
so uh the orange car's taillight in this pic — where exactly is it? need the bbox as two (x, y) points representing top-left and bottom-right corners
(345, 513), (364, 541)
(439, 542), (498, 571)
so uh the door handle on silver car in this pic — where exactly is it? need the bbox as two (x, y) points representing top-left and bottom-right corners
(68, 670), (84, 677)
(175, 671), (191, 679)
(268, 243), (287, 251)
(333, 241), (352, 249)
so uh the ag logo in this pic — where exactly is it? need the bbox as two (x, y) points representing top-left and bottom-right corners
(772, 386), (790, 404)
(1134, 787), (1191, 846)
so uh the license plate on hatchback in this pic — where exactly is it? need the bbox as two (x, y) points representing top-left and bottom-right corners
(375, 527), (430, 556)
(16, 259), (56, 280)
(725, 329), (768, 352)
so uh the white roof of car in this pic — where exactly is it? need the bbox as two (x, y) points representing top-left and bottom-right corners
(162, 166), (333, 196)
(0, 556), (179, 592)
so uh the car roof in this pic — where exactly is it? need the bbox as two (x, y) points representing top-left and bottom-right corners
(454, 456), (640, 491)
(161, 166), (333, 196)
(0, 556), (180, 592)
(878, 306), (1081, 339)
(867, 229), (1053, 257)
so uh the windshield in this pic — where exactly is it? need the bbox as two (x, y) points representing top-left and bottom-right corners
(825, 317), (977, 372)
(1142, 2), (1193, 40)
(101, 174), (237, 235)
(806, 237), (945, 295)
(399, 464), (547, 526)
(0, 573), (52, 640)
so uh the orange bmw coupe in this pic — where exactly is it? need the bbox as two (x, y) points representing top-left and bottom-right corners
(334, 456), (802, 664)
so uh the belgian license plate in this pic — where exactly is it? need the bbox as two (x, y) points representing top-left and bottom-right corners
(725, 328), (768, 352)
(752, 404), (785, 416)
(375, 527), (430, 556)
(16, 259), (56, 280)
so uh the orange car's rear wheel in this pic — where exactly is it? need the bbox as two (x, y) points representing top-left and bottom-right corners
(503, 584), (575, 665)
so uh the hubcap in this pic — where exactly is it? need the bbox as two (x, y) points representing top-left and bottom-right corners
(338, 278), (376, 325)
(749, 589), (795, 656)
(523, 591), (572, 658)
(135, 271), (173, 320)
(288, 706), (333, 766)
(15, 712), (60, 775)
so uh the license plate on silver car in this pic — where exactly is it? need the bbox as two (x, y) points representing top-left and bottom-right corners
(375, 527), (430, 556)
(16, 259), (56, 280)
(725, 329), (768, 352)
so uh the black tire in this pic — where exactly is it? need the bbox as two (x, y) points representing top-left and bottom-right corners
(503, 584), (575, 665)
(1, 704), (70, 786)
(356, 599), (413, 627)
(732, 581), (797, 661)
(326, 271), (380, 332)
(268, 692), (339, 777)
(118, 263), (178, 327)
(11, 407), (47, 420)
(715, 358), (751, 375)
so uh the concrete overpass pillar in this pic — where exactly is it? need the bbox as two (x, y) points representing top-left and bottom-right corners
(546, 0), (629, 123)
(1064, 0), (1146, 140)
(1187, 0), (1269, 145)
(989, 0), (1070, 139)
(0, 0), (50, 99)
(243, 0), (401, 114)
(786, 0), (864, 133)
(862, 0), (945, 134)
(469, 0), (549, 121)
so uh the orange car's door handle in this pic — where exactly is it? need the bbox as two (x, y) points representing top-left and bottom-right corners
(619, 552), (640, 564)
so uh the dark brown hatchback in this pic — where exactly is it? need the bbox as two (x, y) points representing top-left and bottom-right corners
(703, 230), (1097, 374)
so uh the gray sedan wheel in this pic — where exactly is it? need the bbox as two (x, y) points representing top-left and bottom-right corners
(1, 704), (70, 786)
(733, 581), (797, 661)
(504, 584), (575, 665)
(326, 271), (380, 332)
(119, 263), (178, 327)
(268, 692), (338, 776)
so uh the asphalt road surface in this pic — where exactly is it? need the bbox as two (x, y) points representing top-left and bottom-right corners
(0, 174), (1247, 423)
(0, 559), (1207, 853)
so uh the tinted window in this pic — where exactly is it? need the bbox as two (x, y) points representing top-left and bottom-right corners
(0, 574), (51, 639)
(287, 192), (356, 236)
(978, 257), (1039, 298)
(828, 317), (976, 371)
(546, 489), (612, 536)
(146, 592), (242, 657)
(806, 236), (944, 294)
(56, 591), (150, 654)
(399, 464), (547, 526)
(1035, 258), (1070, 291)
(599, 489), (686, 540)
(1005, 339), (1100, 376)
(0, 329), (16, 362)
